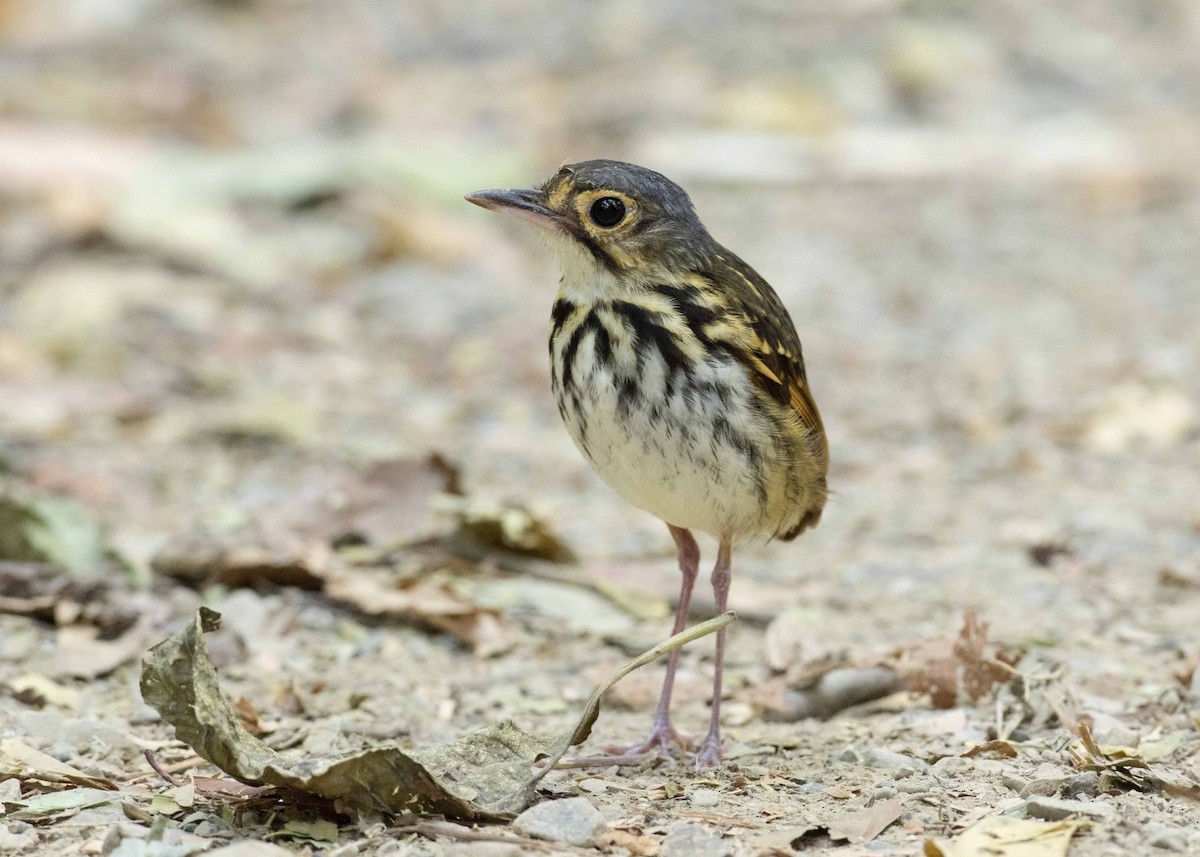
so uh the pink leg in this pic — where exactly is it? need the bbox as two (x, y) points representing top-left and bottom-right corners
(604, 525), (699, 758)
(693, 538), (732, 768)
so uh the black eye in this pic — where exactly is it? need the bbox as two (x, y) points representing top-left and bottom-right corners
(588, 196), (626, 228)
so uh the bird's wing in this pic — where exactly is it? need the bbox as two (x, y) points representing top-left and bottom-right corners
(702, 250), (829, 470)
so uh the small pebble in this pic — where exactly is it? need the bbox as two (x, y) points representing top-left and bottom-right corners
(512, 796), (608, 847)
(662, 823), (731, 857)
(1002, 773), (1031, 793)
(0, 777), (21, 802)
(1061, 772), (1100, 797)
(1019, 771), (1099, 799)
(862, 748), (927, 779)
(1023, 796), (1114, 821)
(690, 788), (721, 808)
(1094, 726), (1138, 747)
(872, 786), (897, 801)
(101, 827), (123, 857)
(577, 778), (607, 795)
(897, 776), (933, 794)
(930, 756), (969, 777)
(838, 746), (864, 764)
(1147, 827), (1188, 852)
(0, 827), (38, 853)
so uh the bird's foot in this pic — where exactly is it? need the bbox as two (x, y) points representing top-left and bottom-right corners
(601, 718), (695, 761)
(691, 735), (723, 769)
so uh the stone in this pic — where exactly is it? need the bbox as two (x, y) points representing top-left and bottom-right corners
(896, 776), (934, 794)
(0, 826), (38, 853)
(512, 796), (608, 847)
(861, 748), (928, 778)
(1023, 796), (1114, 821)
(662, 824), (731, 857)
(689, 788), (721, 808)
(1061, 772), (1100, 797)
(577, 778), (607, 795)
(0, 777), (21, 803)
(1147, 827), (1188, 852)
(1019, 772), (1099, 799)
(930, 756), (969, 777)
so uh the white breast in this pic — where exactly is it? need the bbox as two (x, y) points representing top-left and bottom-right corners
(552, 320), (780, 541)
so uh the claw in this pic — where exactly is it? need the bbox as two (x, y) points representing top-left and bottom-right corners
(691, 738), (722, 769)
(602, 722), (695, 759)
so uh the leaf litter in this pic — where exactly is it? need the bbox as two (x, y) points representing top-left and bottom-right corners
(146, 454), (632, 655)
(0, 738), (117, 791)
(140, 605), (735, 821)
(924, 816), (1085, 857)
(1069, 720), (1200, 800)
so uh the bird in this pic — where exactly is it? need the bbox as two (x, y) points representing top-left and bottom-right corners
(465, 160), (828, 767)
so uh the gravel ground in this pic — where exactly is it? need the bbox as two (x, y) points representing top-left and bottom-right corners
(1, 2), (1199, 855)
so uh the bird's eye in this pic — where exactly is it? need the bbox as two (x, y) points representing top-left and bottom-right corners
(588, 196), (626, 228)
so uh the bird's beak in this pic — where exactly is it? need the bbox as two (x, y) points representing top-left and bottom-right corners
(464, 188), (565, 230)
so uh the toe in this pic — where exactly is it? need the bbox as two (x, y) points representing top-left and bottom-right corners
(691, 741), (722, 769)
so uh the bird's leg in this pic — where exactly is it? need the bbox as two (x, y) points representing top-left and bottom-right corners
(693, 538), (732, 768)
(603, 525), (699, 758)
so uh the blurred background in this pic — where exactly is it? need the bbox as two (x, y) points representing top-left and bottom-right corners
(1, 0), (1199, 615)
(4, 5), (1200, 851)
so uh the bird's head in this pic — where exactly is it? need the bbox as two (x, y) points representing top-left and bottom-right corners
(466, 160), (714, 290)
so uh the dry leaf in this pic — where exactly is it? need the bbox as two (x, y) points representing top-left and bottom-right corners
(1070, 720), (1200, 800)
(54, 616), (156, 678)
(0, 738), (117, 791)
(435, 494), (576, 564)
(8, 673), (80, 708)
(597, 829), (661, 856)
(140, 607), (734, 820)
(337, 455), (462, 544)
(924, 816), (1083, 857)
(749, 825), (823, 855)
(191, 776), (271, 799)
(901, 612), (1021, 709)
(325, 566), (520, 657)
(962, 740), (1019, 759)
(150, 454), (463, 585)
(155, 537), (520, 655)
(825, 798), (904, 843)
(3, 787), (123, 821)
(276, 454), (462, 547)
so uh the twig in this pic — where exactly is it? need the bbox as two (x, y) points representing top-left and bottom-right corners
(549, 753), (657, 769)
(144, 750), (181, 786)
(393, 820), (590, 854)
